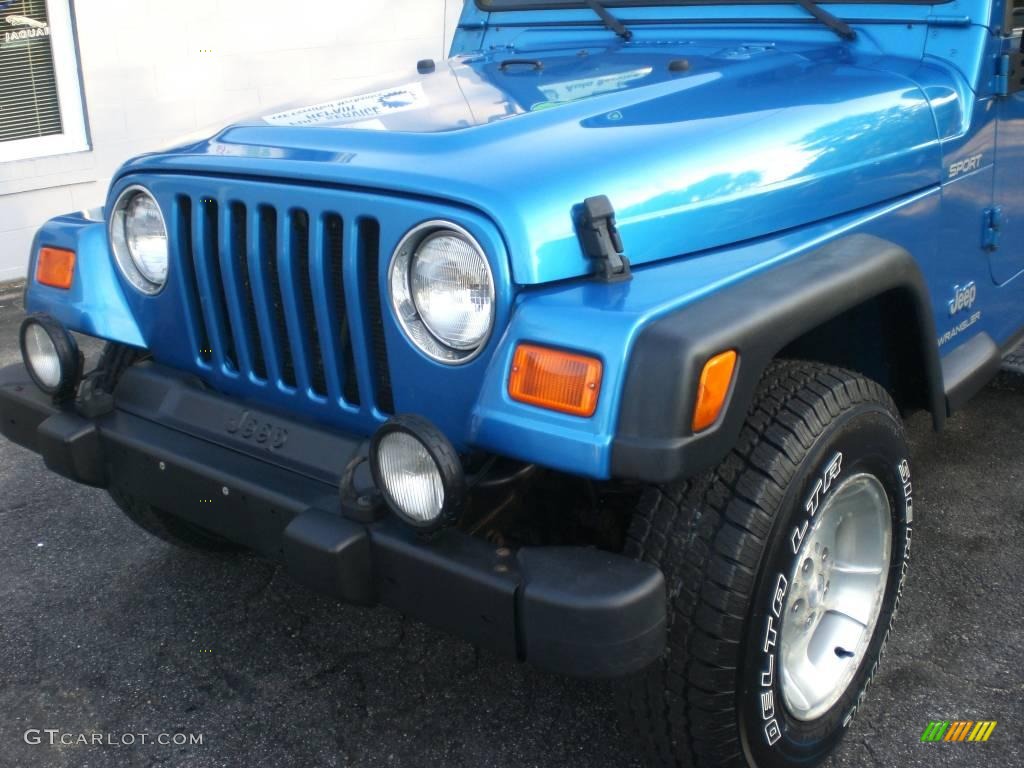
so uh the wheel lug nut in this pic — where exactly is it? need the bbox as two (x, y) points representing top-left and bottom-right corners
(792, 599), (804, 615)
(802, 558), (813, 576)
(822, 547), (829, 562)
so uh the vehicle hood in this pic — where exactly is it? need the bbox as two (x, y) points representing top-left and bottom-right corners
(124, 40), (944, 284)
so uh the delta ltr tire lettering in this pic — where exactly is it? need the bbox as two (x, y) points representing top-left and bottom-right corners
(620, 361), (912, 768)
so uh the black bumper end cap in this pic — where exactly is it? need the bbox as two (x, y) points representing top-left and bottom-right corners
(37, 412), (108, 488)
(517, 547), (666, 678)
(1, 365), (106, 487)
(283, 508), (374, 605)
(0, 366), (56, 451)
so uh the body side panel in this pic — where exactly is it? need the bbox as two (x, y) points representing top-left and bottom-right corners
(471, 187), (946, 478)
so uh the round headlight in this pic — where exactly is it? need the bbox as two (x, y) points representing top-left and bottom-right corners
(19, 315), (83, 402)
(369, 415), (465, 531)
(376, 432), (445, 524)
(390, 222), (494, 364)
(110, 186), (168, 294)
(24, 323), (62, 389)
(411, 233), (493, 350)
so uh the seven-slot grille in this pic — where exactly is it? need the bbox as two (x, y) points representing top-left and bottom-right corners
(174, 194), (394, 415)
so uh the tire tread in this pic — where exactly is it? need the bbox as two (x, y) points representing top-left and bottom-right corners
(619, 361), (903, 767)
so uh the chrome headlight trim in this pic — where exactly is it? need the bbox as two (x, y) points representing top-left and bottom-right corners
(109, 185), (169, 295)
(388, 220), (495, 365)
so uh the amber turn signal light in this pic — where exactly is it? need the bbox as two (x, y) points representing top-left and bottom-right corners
(692, 350), (738, 433)
(36, 247), (76, 290)
(508, 343), (603, 417)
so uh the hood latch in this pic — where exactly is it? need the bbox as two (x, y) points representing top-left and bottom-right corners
(576, 195), (632, 283)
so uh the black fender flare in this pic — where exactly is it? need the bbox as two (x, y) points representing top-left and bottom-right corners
(611, 234), (945, 483)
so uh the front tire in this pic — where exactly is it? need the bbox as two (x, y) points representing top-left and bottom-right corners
(621, 361), (913, 767)
(109, 487), (245, 553)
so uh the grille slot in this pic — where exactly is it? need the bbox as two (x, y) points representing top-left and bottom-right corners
(360, 218), (394, 414)
(291, 210), (327, 396)
(200, 198), (237, 371)
(231, 203), (267, 380)
(325, 213), (361, 406)
(260, 206), (297, 388)
(176, 196), (212, 363)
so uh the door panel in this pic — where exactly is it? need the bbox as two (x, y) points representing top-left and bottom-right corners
(989, 13), (1024, 284)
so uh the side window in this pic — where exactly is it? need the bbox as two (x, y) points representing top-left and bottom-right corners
(0, 0), (88, 162)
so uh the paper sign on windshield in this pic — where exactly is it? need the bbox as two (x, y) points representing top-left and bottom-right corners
(264, 83), (428, 128)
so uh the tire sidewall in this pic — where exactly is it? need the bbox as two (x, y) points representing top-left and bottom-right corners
(737, 404), (913, 768)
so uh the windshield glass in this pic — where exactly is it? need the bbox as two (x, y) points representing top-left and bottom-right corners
(480, 1), (703, 6)
(481, 0), (691, 6)
(478, 0), (926, 7)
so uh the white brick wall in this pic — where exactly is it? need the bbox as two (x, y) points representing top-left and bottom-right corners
(0, 0), (459, 281)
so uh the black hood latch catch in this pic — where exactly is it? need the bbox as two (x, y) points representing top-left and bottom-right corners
(576, 195), (632, 283)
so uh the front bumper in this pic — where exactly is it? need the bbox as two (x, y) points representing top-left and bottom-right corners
(0, 362), (666, 678)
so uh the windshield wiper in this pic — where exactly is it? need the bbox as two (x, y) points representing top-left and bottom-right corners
(793, 0), (856, 41)
(582, 0), (633, 41)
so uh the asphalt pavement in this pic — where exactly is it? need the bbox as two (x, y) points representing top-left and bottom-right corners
(0, 282), (1021, 768)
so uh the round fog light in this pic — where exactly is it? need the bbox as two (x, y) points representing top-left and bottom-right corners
(370, 415), (465, 531)
(19, 315), (83, 402)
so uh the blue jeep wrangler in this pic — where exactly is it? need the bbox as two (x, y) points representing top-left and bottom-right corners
(3, 0), (1022, 765)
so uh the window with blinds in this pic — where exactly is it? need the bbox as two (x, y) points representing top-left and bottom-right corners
(0, 0), (63, 144)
